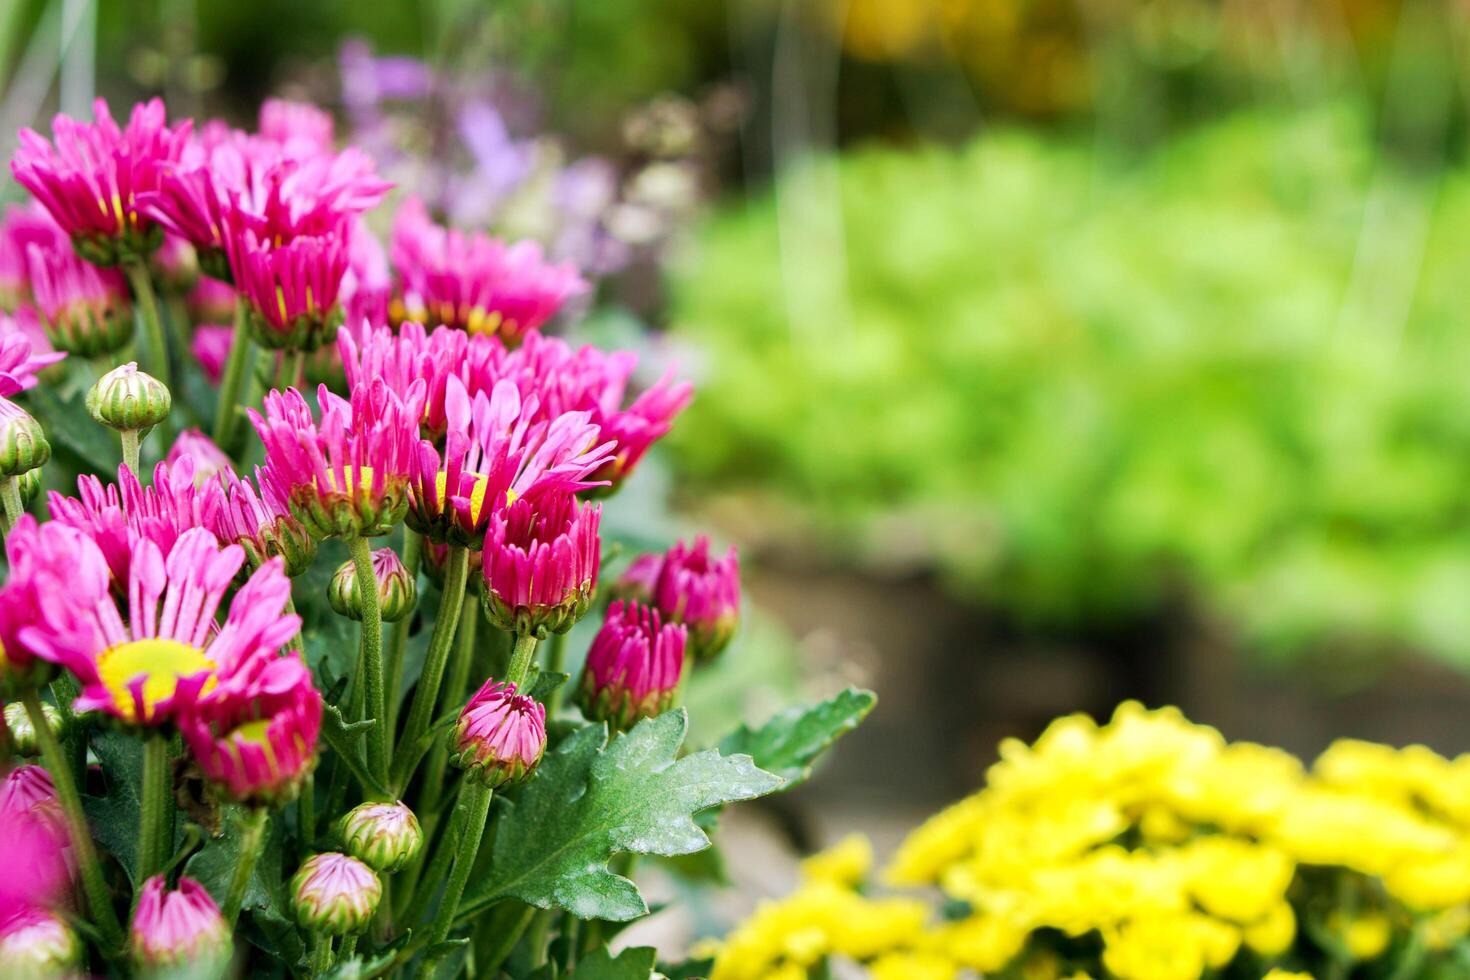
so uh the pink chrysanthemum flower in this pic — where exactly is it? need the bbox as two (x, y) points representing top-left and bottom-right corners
(179, 649), (322, 805)
(0, 203), (66, 310)
(0, 766), (64, 836)
(579, 600), (687, 732)
(214, 466), (317, 577)
(11, 98), (191, 266)
(190, 324), (233, 384)
(0, 763), (70, 924)
(611, 552), (663, 606)
(341, 217), (392, 329)
(451, 678), (546, 788)
(228, 224), (349, 351)
(166, 429), (232, 487)
(26, 239), (133, 356)
(0, 517), (78, 693)
(17, 526), (300, 727)
(481, 491), (601, 637)
(652, 536), (740, 660)
(0, 331), (63, 396)
(389, 197), (587, 345)
(251, 379), (425, 539)
(409, 376), (613, 547)
(510, 335), (693, 492)
(258, 98), (335, 155)
(128, 876), (231, 972)
(339, 320), (505, 441)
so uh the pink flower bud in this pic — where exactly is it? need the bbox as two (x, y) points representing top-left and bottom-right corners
(481, 493), (600, 638)
(129, 876), (231, 971)
(452, 679), (546, 788)
(0, 909), (81, 977)
(290, 853), (381, 935)
(653, 537), (739, 660)
(339, 801), (423, 874)
(580, 601), (687, 732)
(329, 547), (417, 623)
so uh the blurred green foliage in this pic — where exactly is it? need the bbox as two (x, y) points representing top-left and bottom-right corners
(670, 105), (1470, 667)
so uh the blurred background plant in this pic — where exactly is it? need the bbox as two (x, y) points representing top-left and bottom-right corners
(7, 0), (1470, 968)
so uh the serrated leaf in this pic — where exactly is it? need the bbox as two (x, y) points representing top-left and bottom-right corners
(529, 670), (569, 703)
(185, 807), (288, 917)
(568, 946), (658, 979)
(83, 730), (143, 883)
(717, 687), (876, 790)
(458, 710), (780, 922)
(319, 703), (390, 798)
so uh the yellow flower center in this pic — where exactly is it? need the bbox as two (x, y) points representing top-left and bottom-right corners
(96, 638), (216, 723)
(464, 307), (505, 337)
(227, 718), (279, 771)
(433, 471), (509, 525)
(321, 466), (376, 495)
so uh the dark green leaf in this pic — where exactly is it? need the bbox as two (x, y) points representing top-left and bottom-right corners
(319, 703), (390, 798)
(529, 670), (569, 703)
(244, 903), (307, 976)
(185, 807), (288, 916)
(717, 687), (876, 790)
(658, 958), (715, 980)
(568, 946), (658, 979)
(21, 385), (117, 474)
(83, 730), (143, 883)
(459, 710), (781, 922)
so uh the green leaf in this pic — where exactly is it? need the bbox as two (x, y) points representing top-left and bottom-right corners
(658, 958), (715, 980)
(459, 710), (781, 922)
(529, 670), (569, 703)
(568, 946), (658, 979)
(83, 730), (143, 884)
(319, 703), (391, 798)
(718, 687), (876, 790)
(21, 385), (117, 473)
(185, 807), (288, 916)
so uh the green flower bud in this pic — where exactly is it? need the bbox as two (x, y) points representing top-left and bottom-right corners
(17, 468), (41, 507)
(5, 700), (60, 756)
(0, 910), (82, 978)
(0, 400), (49, 478)
(290, 853), (381, 936)
(87, 362), (171, 434)
(328, 548), (417, 623)
(338, 801), (423, 874)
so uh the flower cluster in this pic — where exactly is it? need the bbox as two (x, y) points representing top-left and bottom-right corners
(710, 703), (1470, 980)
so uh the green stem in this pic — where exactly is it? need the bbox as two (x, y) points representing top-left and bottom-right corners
(525, 910), (552, 967)
(274, 349), (305, 392)
(0, 476), (21, 531)
(389, 544), (468, 793)
(385, 529), (422, 736)
(479, 904), (536, 975)
(394, 597), (478, 912)
(339, 933), (359, 962)
(310, 934), (334, 976)
(400, 786), (466, 928)
(222, 807), (269, 925)
(421, 780), (494, 974)
(212, 298), (254, 452)
(348, 536), (389, 786)
(506, 632), (539, 690)
(298, 777), (316, 859)
(284, 596), (304, 654)
(21, 689), (124, 951)
(138, 733), (172, 882)
(544, 631), (568, 714)
(120, 428), (140, 476)
(124, 260), (171, 391)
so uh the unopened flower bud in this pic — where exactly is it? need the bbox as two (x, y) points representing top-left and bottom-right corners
(129, 876), (231, 974)
(4, 701), (60, 756)
(339, 801), (423, 874)
(452, 679), (546, 788)
(86, 362), (171, 434)
(0, 909), (81, 978)
(609, 553), (663, 606)
(0, 399), (49, 478)
(17, 468), (41, 506)
(580, 601), (687, 732)
(481, 495), (600, 638)
(329, 548), (416, 623)
(290, 853), (382, 935)
(653, 537), (739, 661)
